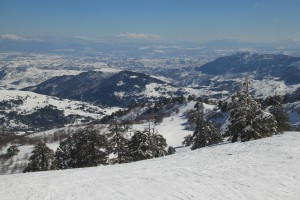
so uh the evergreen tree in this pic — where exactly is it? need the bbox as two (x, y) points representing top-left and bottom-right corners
(186, 101), (207, 130)
(83, 126), (108, 166)
(190, 106), (206, 150)
(226, 79), (278, 142)
(182, 134), (192, 146)
(150, 134), (168, 157)
(264, 95), (290, 132)
(6, 145), (20, 157)
(144, 120), (168, 158)
(127, 131), (152, 162)
(23, 142), (54, 173)
(190, 107), (222, 150)
(52, 144), (69, 170)
(191, 115), (223, 150)
(52, 126), (108, 169)
(107, 120), (129, 164)
(126, 130), (168, 162)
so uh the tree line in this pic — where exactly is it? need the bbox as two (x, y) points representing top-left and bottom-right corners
(22, 80), (290, 172)
(23, 122), (174, 173)
(183, 79), (289, 149)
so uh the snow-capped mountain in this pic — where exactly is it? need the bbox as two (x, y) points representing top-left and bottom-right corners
(195, 52), (300, 84)
(2, 51), (299, 102)
(0, 90), (117, 131)
(172, 52), (300, 99)
(24, 70), (183, 107)
(1, 51), (299, 132)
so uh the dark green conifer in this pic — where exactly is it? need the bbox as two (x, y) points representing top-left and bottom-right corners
(226, 79), (278, 142)
(23, 142), (54, 173)
(53, 126), (108, 169)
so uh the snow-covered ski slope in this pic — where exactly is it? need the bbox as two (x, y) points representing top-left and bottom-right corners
(1, 132), (299, 200)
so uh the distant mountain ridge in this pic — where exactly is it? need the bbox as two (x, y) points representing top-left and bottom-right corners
(195, 52), (300, 84)
(24, 70), (180, 107)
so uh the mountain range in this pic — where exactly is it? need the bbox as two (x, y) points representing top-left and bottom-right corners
(24, 70), (181, 107)
(195, 52), (300, 84)
(1, 52), (300, 131)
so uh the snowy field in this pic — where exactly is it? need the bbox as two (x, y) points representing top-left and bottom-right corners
(0, 132), (299, 200)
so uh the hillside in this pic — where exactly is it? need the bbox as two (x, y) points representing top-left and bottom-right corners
(173, 53), (300, 100)
(0, 100), (221, 175)
(0, 90), (117, 131)
(24, 70), (182, 107)
(0, 132), (299, 200)
(195, 52), (300, 84)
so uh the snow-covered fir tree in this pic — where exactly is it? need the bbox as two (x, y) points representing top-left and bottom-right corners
(23, 142), (54, 173)
(226, 79), (278, 142)
(127, 129), (168, 162)
(144, 120), (168, 158)
(52, 126), (108, 169)
(107, 120), (129, 164)
(182, 134), (192, 146)
(190, 102), (222, 150)
(150, 134), (168, 157)
(264, 95), (290, 132)
(127, 131), (152, 162)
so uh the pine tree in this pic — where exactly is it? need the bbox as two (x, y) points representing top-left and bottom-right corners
(6, 145), (20, 157)
(144, 120), (168, 158)
(190, 109), (206, 150)
(107, 120), (129, 164)
(182, 134), (192, 146)
(226, 79), (278, 142)
(83, 126), (108, 167)
(186, 102), (203, 129)
(189, 102), (222, 150)
(52, 126), (108, 169)
(126, 130), (168, 162)
(127, 131), (152, 162)
(52, 145), (69, 170)
(150, 134), (168, 157)
(23, 142), (54, 173)
(264, 95), (290, 132)
(190, 115), (222, 150)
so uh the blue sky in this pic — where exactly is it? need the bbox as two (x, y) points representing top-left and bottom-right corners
(1, 0), (300, 42)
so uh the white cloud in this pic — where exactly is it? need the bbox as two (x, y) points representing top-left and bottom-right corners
(1, 34), (25, 41)
(119, 32), (161, 40)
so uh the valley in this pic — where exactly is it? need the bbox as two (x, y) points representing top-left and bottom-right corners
(2, 1), (300, 199)
(0, 50), (299, 176)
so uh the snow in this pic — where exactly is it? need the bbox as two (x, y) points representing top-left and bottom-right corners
(0, 52), (120, 89)
(117, 80), (125, 86)
(0, 145), (33, 174)
(114, 91), (125, 99)
(250, 79), (300, 99)
(0, 89), (107, 119)
(130, 102), (215, 147)
(257, 111), (272, 120)
(0, 132), (299, 199)
(141, 83), (178, 98)
(0, 142), (60, 175)
(129, 102), (194, 147)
